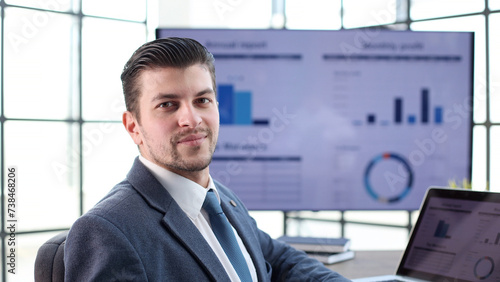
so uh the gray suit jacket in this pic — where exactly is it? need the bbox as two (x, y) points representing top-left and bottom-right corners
(64, 157), (350, 281)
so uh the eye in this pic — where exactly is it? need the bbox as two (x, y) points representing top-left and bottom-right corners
(195, 98), (211, 104)
(158, 101), (176, 108)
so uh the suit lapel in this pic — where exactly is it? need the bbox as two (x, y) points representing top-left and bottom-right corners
(126, 158), (231, 282)
(161, 204), (231, 282)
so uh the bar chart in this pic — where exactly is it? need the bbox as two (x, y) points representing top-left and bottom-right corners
(354, 88), (444, 126)
(434, 220), (451, 239)
(477, 211), (500, 247)
(217, 84), (270, 126)
(482, 233), (500, 245)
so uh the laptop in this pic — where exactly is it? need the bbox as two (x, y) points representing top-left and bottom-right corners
(353, 187), (500, 282)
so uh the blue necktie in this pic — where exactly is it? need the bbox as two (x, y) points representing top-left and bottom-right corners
(203, 190), (252, 282)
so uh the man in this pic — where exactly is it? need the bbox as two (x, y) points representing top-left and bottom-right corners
(64, 37), (349, 281)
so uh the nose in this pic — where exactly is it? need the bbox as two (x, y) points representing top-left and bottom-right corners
(177, 103), (202, 128)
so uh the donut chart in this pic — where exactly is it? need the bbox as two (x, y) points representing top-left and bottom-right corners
(364, 152), (414, 203)
(474, 256), (495, 280)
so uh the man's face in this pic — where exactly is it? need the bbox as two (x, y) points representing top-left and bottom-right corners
(124, 64), (219, 177)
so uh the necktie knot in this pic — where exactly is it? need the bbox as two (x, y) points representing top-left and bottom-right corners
(203, 190), (223, 216)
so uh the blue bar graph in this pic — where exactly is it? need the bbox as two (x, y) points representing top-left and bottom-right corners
(394, 98), (403, 124)
(234, 91), (252, 125)
(408, 115), (416, 124)
(435, 107), (443, 124)
(356, 88), (444, 126)
(367, 114), (376, 124)
(218, 85), (234, 125)
(253, 119), (270, 125)
(217, 84), (265, 125)
(421, 88), (429, 124)
(434, 220), (451, 238)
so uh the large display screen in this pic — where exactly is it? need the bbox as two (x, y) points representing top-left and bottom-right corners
(156, 28), (473, 211)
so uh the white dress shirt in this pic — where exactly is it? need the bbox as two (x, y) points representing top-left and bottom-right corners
(139, 156), (257, 282)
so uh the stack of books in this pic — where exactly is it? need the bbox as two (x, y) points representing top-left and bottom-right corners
(277, 235), (355, 264)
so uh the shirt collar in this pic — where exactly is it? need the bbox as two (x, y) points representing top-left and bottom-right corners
(139, 156), (217, 220)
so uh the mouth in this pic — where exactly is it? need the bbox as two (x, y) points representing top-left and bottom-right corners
(177, 133), (207, 146)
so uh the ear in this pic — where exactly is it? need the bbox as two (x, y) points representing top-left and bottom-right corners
(123, 111), (143, 146)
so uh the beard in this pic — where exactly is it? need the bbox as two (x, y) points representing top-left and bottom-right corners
(143, 127), (217, 173)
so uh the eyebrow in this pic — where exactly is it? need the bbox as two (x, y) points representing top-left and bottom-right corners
(151, 88), (215, 103)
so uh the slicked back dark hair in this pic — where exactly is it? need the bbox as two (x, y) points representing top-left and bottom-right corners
(121, 37), (216, 122)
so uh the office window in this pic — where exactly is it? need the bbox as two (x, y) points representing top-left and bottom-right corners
(3, 121), (80, 281)
(491, 127), (500, 190)
(168, 0), (272, 29)
(1, 1), (148, 281)
(472, 126), (487, 191)
(285, 0), (342, 30)
(4, 121), (80, 231)
(490, 14), (500, 123)
(491, 0), (500, 10)
(82, 18), (146, 121)
(4, 8), (79, 120)
(343, 0), (399, 28)
(83, 0), (147, 21)
(410, 0), (484, 20)
(5, 0), (79, 12)
(345, 222), (409, 250)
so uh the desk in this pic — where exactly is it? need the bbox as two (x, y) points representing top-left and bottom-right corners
(327, 250), (403, 280)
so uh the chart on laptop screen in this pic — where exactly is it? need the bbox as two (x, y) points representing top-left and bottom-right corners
(157, 29), (473, 210)
(403, 197), (500, 281)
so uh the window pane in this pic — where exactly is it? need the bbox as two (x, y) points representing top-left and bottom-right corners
(249, 211), (284, 238)
(4, 121), (80, 232)
(82, 123), (138, 211)
(410, 0), (484, 20)
(82, 18), (146, 121)
(472, 125), (487, 191)
(491, 0), (500, 10)
(5, 0), (79, 13)
(345, 221), (409, 250)
(490, 14), (500, 122)
(82, 0), (146, 21)
(491, 126), (500, 192)
(285, 0), (341, 30)
(411, 16), (486, 124)
(4, 8), (79, 120)
(343, 0), (399, 28)
(159, 0), (272, 29)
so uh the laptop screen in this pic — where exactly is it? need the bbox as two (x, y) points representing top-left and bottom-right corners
(397, 188), (500, 282)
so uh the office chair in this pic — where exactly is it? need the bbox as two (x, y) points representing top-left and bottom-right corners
(34, 230), (68, 282)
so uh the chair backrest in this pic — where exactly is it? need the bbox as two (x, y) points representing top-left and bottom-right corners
(34, 231), (68, 282)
